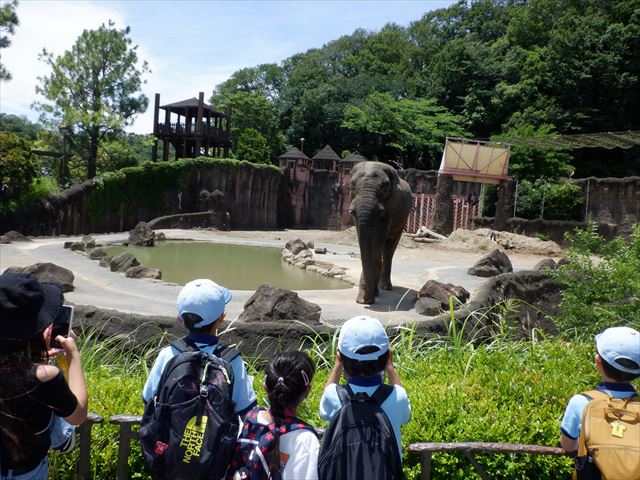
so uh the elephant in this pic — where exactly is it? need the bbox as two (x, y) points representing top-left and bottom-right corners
(349, 161), (412, 304)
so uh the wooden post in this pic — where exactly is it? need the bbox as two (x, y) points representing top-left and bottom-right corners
(153, 93), (160, 136)
(77, 413), (104, 480)
(163, 107), (170, 161)
(109, 415), (142, 480)
(195, 92), (204, 156)
(421, 452), (432, 480)
(224, 105), (232, 157)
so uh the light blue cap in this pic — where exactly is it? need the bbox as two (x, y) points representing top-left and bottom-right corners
(596, 326), (640, 374)
(338, 315), (389, 361)
(177, 279), (232, 328)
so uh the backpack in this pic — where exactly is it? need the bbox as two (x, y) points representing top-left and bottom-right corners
(140, 337), (240, 480)
(228, 407), (316, 480)
(574, 389), (640, 480)
(318, 384), (403, 480)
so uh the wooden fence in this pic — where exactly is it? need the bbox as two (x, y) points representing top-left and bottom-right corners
(73, 414), (569, 480)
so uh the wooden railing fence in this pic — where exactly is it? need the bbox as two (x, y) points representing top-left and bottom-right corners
(74, 414), (568, 480)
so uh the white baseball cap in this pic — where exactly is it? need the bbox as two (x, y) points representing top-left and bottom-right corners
(176, 279), (232, 328)
(596, 326), (640, 374)
(338, 315), (389, 361)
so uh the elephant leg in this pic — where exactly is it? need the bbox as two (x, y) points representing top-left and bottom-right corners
(380, 234), (401, 290)
(357, 271), (375, 304)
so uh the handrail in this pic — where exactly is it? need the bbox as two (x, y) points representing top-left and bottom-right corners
(408, 442), (568, 480)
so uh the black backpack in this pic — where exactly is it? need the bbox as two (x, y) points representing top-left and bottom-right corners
(318, 384), (404, 480)
(140, 337), (240, 480)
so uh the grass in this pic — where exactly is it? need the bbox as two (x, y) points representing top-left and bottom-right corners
(46, 311), (640, 480)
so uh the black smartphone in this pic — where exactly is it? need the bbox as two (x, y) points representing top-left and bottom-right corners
(50, 305), (74, 349)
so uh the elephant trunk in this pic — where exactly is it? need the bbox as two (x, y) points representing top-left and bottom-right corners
(351, 193), (385, 303)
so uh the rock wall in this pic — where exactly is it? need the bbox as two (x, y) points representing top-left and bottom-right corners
(0, 161), (289, 235)
(573, 176), (640, 237)
(305, 169), (342, 229)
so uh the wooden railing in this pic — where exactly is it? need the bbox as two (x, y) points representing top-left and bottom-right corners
(75, 414), (568, 479)
(408, 442), (568, 480)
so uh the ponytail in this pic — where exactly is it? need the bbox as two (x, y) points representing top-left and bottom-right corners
(264, 351), (315, 423)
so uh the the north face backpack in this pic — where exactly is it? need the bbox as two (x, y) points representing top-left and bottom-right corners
(574, 389), (640, 480)
(228, 407), (316, 480)
(318, 384), (403, 480)
(140, 337), (240, 480)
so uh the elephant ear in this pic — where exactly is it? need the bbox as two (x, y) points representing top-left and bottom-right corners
(383, 162), (400, 189)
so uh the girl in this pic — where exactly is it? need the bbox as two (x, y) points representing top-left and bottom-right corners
(230, 350), (318, 480)
(0, 272), (88, 479)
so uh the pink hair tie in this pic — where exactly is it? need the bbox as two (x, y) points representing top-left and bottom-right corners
(276, 377), (285, 386)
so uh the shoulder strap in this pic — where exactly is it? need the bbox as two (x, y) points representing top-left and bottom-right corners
(580, 389), (611, 401)
(370, 384), (394, 406)
(217, 345), (240, 364)
(170, 336), (198, 353)
(336, 385), (352, 406)
(278, 418), (317, 437)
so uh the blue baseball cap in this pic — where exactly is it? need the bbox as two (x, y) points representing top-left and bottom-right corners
(596, 326), (640, 375)
(338, 315), (389, 361)
(176, 279), (232, 328)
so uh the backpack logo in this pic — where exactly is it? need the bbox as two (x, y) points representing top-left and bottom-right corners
(180, 416), (208, 464)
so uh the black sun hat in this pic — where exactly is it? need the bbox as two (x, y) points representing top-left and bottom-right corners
(0, 271), (64, 340)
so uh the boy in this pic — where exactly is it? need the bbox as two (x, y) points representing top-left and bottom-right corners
(143, 278), (257, 417)
(560, 326), (640, 453)
(320, 315), (411, 458)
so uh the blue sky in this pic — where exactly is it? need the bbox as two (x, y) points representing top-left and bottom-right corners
(1, 0), (455, 134)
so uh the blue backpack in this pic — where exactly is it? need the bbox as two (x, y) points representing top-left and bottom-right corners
(228, 407), (316, 480)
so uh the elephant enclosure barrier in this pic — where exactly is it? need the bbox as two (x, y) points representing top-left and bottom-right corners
(72, 413), (568, 479)
(405, 194), (479, 233)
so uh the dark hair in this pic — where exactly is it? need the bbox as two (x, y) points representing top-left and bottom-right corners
(601, 356), (640, 382)
(0, 332), (50, 463)
(264, 351), (315, 423)
(180, 313), (214, 334)
(341, 346), (389, 377)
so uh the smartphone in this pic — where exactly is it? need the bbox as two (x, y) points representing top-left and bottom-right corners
(50, 305), (74, 349)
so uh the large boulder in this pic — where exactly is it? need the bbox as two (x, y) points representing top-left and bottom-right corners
(468, 249), (513, 277)
(418, 280), (470, 308)
(284, 238), (309, 255)
(0, 231), (32, 243)
(110, 252), (140, 272)
(128, 222), (155, 247)
(5, 263), (74, 292)
(238, 284), (321, 324)
(81, 235), (96, 249)
(533, 258), (557, 271)
(125, 266), (162, 280)
(415, 297), (443, 316)
(89, 247), (108, 260)
(99, 255), (113, 268)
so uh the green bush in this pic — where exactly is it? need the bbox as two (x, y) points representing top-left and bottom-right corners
(235, 128), (271, 165)
(0, 131), (40, 212)
(553, 222), (640, 335)
(47, 323), (640, 480)
(515, 180), (583, 221)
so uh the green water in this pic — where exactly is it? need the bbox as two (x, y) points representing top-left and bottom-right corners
(104, 241), (350, 290)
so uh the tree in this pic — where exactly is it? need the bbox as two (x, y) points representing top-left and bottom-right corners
(0, 113), (41, 140)
(34, 21), (149, 179)
(0, 131), (38, 210)
(342, 92), (468, 168)
(235, 128), (270, 164)
(0, 0), (19, 80)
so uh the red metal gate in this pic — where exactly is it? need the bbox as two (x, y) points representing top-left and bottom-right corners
(404, 194), (478, 233)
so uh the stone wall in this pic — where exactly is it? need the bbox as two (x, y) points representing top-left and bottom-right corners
(574, 176), (640, 237)
(0, 162), (289, 236)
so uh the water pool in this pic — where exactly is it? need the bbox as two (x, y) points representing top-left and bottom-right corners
(105, 241), (351, 290)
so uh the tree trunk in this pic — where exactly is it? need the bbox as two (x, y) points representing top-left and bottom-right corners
(88, 133), (99, 179)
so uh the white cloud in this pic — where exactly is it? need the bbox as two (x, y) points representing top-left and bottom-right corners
(0, 1), (126, 120)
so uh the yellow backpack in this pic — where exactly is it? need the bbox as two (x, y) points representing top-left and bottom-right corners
(574, 390), (640, 480)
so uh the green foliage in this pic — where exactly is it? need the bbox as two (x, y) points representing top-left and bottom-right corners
(34, 21), (149, 179)
(0, 113), (42, 140)
(514, 180), (583, 221)
(0, 0), (18, 80)
(0, 131), (40, 211)
(342, 91), (468, 168)
(235, 128), (271, 165)
(553, 222), (640, 335)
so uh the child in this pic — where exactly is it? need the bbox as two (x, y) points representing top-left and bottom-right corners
(229, 351), (319, 480)
(0, 272), (88, 478)
(320, 315), (411, 460)
(560, 326), (640, 453)
(142, 278), (257, 417)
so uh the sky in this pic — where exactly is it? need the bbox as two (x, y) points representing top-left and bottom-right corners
(1, 0), (455, 134)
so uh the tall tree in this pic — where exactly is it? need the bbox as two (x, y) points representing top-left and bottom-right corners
(34, 21), (149, 179)
(0, 0), (19, 80)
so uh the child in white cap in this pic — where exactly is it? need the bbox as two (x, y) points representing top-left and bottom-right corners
(319, 315), (411, 459)
(142, 279), (256, 417)
(560, 326), (640, 454)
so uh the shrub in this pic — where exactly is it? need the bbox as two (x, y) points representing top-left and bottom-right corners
(235, 128), (271, 164)
(0, 131), (39, 211)
(514, 180), (583, 221)
(553, 222), (640, 335)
